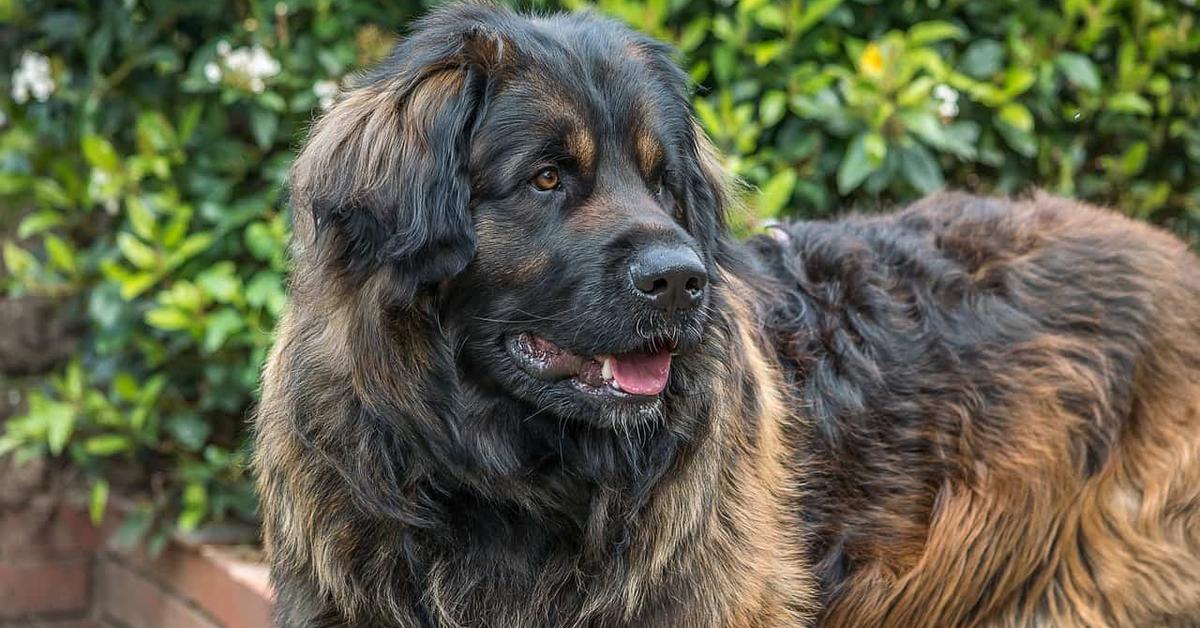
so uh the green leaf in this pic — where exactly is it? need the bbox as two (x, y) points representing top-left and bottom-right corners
(246, 271), (286, 314)
(995, 118), (1038, 158)
(178, 482), (208, 533)
(998, 103), (1034, 133)
(136, 111), (177, 154)
(678, 18), (710, 53)
(196, 264), (241, 303)
(114, 373), (140, 401)
(257, 91), (287, 112)
(1000, 67), (1037, 100)
(3, 242), (37, 277)
(753, 41), (788, 66)
(898, 143), (945, 194)
(90, 479), (109, 524)
(837, 133), (886, 194)
(43, 234), (76, 274)
(759, 90), (787, 127)
(908, 21), (966, 46)
(754, 5), (785, 31)
(249, 107), (279, 150)
(118, 272), (161, 301)
(904, 113), (977, 160)
(1055, 52), (1101, 92)
(139, 375), (168, 410)
(165, 233), (214, 269)
(1108, 92), (1153, 116)
(17, 211), (65, 239)
(694, 98), (720, 136)
(117, 233), (160, 270)
(202, 307), (246, 353)
(63, 361), (85, 400)
(42, 400), (76, 456)
(712, 44), (736, 84)
(897, 76), (935, 108)
(0, 173), (32, 196)
(33, 179), (72, 208)
(959, 39), (1005, 79)
(243, 222), (279, 262)
(794, 0), (843, 37)
(1120, 142), (1148, 177)
(126, 196), (157, 240)
(84, 434), (133, 456)
(167, 414), (212, 452)
(756, 169), (797, 218)
(82, 134), (120, 173)
(178, 102), (204, 143)
(145, 307), (194, 331)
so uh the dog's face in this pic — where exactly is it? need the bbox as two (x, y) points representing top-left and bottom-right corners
(291, 6), (726, 427)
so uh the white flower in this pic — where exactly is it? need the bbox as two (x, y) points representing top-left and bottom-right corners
(933, 83), (959, 119)
(217, 44), (281, 93)
(11, 51), (55, 104)
(216, 40), (232, 56)
(225, 45), (281, 79)
(313, 80), (338, 110)
(204, 62), (222, 84)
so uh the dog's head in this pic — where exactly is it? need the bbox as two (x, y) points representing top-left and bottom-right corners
(291, 4), (730, 427)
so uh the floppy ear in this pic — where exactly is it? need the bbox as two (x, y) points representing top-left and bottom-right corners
(290, 10), (509, 295)
(679, 122), (735, 255)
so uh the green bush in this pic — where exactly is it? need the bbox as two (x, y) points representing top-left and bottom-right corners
(2, 0), (1197, 543)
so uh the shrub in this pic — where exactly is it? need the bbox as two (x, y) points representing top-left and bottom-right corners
(1, 0), (1196, 543)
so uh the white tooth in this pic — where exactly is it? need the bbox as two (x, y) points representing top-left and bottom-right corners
(601, 356), (614, 382)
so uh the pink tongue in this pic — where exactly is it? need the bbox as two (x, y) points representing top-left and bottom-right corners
(610, 350), (672, 396)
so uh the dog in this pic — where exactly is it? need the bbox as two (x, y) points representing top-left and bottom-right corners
(253, 4), (1200, 626)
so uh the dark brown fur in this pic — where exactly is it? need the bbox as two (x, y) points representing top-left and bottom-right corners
(254, 5), (1200, 626)
(758, 193), (1200, 627)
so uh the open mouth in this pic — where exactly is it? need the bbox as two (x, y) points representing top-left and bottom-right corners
(506, 332), (673, 399)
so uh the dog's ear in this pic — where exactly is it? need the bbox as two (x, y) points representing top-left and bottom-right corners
(631, 34), (733, 254)
(677, 122), (735, 259)
(290, 7), (511, 295)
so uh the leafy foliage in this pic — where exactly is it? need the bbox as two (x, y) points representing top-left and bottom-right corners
(1, 0), (1197, 540)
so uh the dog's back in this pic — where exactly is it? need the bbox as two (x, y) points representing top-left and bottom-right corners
(754, 192), (1200, 626)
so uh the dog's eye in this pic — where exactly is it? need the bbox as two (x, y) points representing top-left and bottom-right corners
(531, 167), (561, 191)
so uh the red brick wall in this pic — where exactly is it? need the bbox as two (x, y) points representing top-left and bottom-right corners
(0, 502), (99, 625)
(0, 501), (273, 628)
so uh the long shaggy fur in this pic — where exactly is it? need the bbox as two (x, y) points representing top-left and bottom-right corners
(254, 4), (1200, 627)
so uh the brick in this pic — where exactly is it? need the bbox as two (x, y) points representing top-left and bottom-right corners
(0, 556), (90, 618)
(1, 620), (107, 628)
(0, 502), (108, 560)
(95, 557), (218, 628)
(117, 543), (272, 628)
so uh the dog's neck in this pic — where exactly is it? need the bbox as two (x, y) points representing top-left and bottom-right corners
(414, 271), (811, 624)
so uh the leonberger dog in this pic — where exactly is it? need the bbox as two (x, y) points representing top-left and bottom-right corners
(253, 4), (1200, 626)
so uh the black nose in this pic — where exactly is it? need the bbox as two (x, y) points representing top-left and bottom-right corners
(629, 245), (708, 313)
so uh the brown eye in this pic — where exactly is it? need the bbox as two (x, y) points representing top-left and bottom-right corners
(532, 167), (561, 191)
